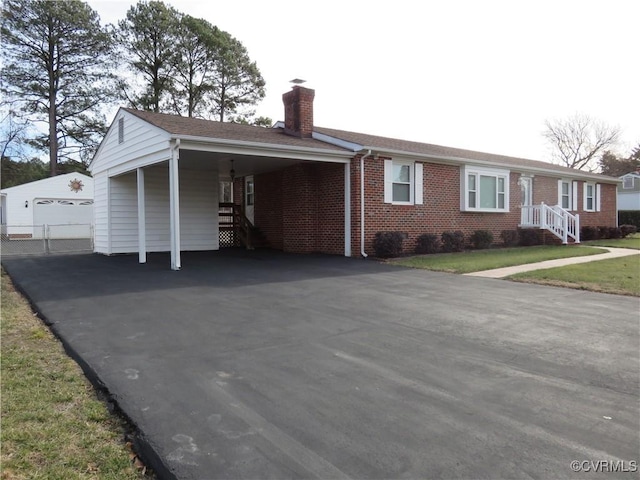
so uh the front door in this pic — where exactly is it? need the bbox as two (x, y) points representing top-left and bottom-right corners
(244, 175), (255, 225)
(520, 176), (532, 207)
(520, 176), (533, 224)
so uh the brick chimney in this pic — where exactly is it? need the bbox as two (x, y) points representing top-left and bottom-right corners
(282, 86), (315, 138)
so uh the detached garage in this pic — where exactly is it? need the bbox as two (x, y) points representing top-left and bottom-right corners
(1, 173), (94, 238)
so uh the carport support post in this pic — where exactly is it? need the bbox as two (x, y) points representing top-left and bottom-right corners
(137, 167), (146, 263)
(344, 162), (351, 257)
(169, 142), (181, 270)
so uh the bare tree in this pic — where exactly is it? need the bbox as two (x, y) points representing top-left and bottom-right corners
(543, 114), (621, 171)
(0, 110), (30, 160)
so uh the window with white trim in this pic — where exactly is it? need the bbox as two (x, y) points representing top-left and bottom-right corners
(560, 181), (570, 209)
(557, 180), (578, 210)
(245, 179), (254, 206)
(582, 182), (601, 212)
(584, 183), (595, 211)
(461, 166), (509, 212)
(383, 160), (423, 205)
(623, 176), (634, 189)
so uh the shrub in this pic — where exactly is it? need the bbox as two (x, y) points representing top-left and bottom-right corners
(518, 228), (539, 246)
(373, 231), (405, 258)
(598, 226), (610, 239)
(581, 225), (599, 241)
(469, 230), (493, 250)
(620, 224), (638, 237)
(500, 230), (519, 247)
(441, 231), (465, 253)
(619, 211), (640, 229)
(608, 227), (622, 239)
(415, 234), (440, 254)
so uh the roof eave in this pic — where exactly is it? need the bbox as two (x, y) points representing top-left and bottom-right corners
(170, 134), (353, 162)
(357, 145), (619, 184)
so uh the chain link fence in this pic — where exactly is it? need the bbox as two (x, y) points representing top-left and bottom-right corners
(1, 224), (94, 257)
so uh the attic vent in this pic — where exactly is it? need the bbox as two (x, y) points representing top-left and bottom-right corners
(118, 117), (124, 144)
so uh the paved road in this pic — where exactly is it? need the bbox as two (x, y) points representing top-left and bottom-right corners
(2, 250), (639, 479)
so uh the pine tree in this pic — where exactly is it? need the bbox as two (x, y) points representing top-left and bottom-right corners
(1, 0), (116, 176)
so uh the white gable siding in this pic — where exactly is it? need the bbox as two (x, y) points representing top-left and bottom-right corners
(90, 110), (171, 176)
(109, 172), (138, 253)
(180, 169), (218, 251)
(103, 166), (218, 255)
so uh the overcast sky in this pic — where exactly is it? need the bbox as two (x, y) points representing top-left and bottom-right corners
(88, 0), (638, 163)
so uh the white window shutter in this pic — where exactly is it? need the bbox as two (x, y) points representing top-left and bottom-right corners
(557, 180), (563, 206)
(596, 184), (601, 211)
(384, 159), (393, 203)
(414, 163), (423, 205)
(572, 181), (578, 211)
(583, 182), (588, 211)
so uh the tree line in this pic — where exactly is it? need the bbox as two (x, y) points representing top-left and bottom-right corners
(1, 0), (268, 183)
(1, 0), (637, 187)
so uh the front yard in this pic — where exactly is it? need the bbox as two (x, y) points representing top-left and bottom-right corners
(390, 236), (640, 296)
(509, 256), (640, 296)
(391, 245), (607, 274)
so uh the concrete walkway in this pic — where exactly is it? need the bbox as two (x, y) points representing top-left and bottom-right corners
(466, 246), (640, 278)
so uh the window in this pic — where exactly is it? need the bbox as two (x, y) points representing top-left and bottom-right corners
(118, 117), (124, 144)
(560, 181), (570, 209)
(383, 160), (423, 205)
(584, 183), (595, 211)
(461, 166), (509, 212)
(583, 182), (601, 212)
(245, 179), (254, 206)
(392, 163), (411, 202)
(623, 176), (634, 189)
(557, 180), (578, 211)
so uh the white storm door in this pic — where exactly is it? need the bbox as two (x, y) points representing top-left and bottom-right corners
(244, 175), (255, 225)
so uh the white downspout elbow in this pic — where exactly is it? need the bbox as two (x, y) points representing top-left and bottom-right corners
(360, 149), (372, 258)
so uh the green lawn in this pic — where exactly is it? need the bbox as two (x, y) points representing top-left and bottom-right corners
(582, 233), (640, 250)
(1, 270), (149, 479)
(390, 245), (607, 274)
(509, 256), (640, 296)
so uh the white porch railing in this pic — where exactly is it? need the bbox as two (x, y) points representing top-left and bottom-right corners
(520, 203), (580, 244)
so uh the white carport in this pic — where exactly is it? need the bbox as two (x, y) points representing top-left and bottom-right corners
(89, 109), (352, 270)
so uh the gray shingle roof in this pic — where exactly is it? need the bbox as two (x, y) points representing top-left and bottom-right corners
(122, 108), (618, 182)
(314, 126), (618, 182)
(123, 108), (349, 152)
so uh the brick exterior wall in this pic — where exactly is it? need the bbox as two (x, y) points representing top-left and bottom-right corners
(243, 156), (617, 256)
(252, 162), (345, 254)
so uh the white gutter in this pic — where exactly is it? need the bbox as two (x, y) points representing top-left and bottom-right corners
(360, 149), (372, 258)
(171, 134), (353, 161)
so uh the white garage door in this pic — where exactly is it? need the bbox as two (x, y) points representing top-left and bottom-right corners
(33, 198), (93, 238)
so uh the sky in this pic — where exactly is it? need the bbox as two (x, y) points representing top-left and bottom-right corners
(87, 0), (639, 163)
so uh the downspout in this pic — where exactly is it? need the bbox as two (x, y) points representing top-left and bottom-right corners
(360, 149), (372, 258)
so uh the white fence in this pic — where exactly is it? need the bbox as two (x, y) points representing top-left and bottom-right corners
(1, 224), (94, 256)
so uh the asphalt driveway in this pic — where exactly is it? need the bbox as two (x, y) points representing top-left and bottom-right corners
(2, 250), (639, 479)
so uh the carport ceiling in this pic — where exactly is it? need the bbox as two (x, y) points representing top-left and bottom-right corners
(180, 149), (303, 177)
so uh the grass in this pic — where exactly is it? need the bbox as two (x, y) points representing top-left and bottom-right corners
(582, 233), (640, 250)
(390, 245), (608, 274)
(1, 269), (149, 479)
(509, 255), (640, 296)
